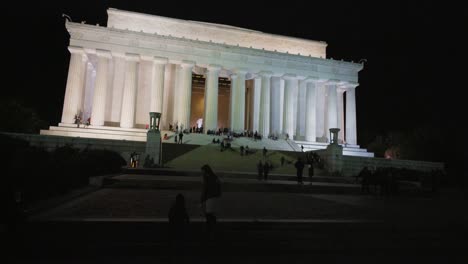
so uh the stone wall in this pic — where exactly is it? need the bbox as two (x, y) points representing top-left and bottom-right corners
(316, 147), (444, 177)
(4, 133), (146, 164)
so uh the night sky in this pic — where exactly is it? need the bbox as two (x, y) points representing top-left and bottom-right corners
(4, 1), (455, 160)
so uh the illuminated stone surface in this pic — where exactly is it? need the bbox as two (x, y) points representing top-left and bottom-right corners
(42, 8), (369, 155)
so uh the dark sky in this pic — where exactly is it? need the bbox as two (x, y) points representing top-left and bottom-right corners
(4, 1), (451, 147)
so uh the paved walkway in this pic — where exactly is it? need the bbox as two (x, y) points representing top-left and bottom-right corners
(31, 186), (468, 230)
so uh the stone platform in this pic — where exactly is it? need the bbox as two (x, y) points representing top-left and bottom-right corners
(40, 124), (374, 156)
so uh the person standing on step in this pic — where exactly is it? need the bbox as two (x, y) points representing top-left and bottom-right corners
(263, 161), (270, 181)
(178, 131), (183, 144)
(308, 159), (315, 185)
(257, 160), (263, 181)
(295, 157), (305, 185)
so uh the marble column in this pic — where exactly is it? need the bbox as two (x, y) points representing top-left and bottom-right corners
(315, 81), (327, 141)
(259, 71), (272, 137)
(252, 77), (261, 133)
(120, 53), (139, 128)
(178, 61), (194, 131)
(304, 78), (318, 142)
(229, 74), (238, 130)
(282, 74), (297, 138)
(173, 65), (181, 126)
(233, 69), (247, 132)
(90, 49), (112, 126)
(337, 88), (345, 143)
(345, 84), (358, 145)
(327, 81), (339, 134)
(204, 64), (221, 132)
(61, 46), (87, 124)
(150, 57), (168, 114)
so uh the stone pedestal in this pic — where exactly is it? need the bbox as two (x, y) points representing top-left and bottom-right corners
(324, 128), (343, 176)
(144, 112), (162, 167)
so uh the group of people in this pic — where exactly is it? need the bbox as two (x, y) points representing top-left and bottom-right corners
(129, 151), (139, 168)
(257, 160), (272, 180)
(174, 132), (184, 144)
(239, 145), (253, 156)
(73, 113), (90, 128)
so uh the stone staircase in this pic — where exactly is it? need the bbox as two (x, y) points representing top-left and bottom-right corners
(295, 140), (374, 157)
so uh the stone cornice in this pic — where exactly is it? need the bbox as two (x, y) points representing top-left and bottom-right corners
(66, 22), (363, 82)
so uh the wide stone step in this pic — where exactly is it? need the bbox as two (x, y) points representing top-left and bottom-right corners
(40, 129), (147, 142)
(104, 174), (360, 194)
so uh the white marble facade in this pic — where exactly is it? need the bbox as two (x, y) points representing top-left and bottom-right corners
(58, 8), (363, 145)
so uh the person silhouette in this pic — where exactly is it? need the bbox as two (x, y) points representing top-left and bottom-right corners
(263, 161), (270, 181)
(178, 132), (184, 144)
(168, 193), (190, 262)
(257, 160), (263, 180)
(295, 157), (305, 184)
(200, 164), (221, 241)
(308, 160), (314, 185)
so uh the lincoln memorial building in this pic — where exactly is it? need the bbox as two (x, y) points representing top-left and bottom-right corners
(41, 8), (373, 156)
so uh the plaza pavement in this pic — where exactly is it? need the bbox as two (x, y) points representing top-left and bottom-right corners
(14, 183), (468, 263)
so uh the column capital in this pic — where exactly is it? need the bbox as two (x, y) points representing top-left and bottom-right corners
(337, 88), (346, 94)
(339, 82), (359, 89)
(258, 71), (273, 77)
(68, 46), (85, 54)
(111, 51), (126, 58)
(232, 68), (249, 75)
(96, 49), (112, 58)
(125, 53), (140, 62)
(207, 64), (222, 72)
(141, 55), (168, 64)
(153, 56), (168, 64)
(304, 76), (319, 83)
(282, 73), (297, 80)
(140, 55), (154, 61)
(327, 79), (341, 85)
(180, 60), (195, 68)
(230, 73), (238, 80)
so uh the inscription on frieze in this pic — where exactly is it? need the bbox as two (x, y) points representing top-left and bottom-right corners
(70, 32), (84, 39)
(129, 39), (139, 47)
(99, 35), (110, 42)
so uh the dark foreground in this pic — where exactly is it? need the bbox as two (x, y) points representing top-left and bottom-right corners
(4, 174), (468, 264)
(6, 214), (468, 263)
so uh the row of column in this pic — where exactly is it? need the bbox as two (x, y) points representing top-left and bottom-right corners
(62, 46), (357, 144)
(250, 75), (358, 145)
(62, 47), (170, 129)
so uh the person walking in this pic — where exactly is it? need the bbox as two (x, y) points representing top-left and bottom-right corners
(257, 160), (263, 181)
(263, 161), (270, 181)
(308, 159), (314, 185)
(178, 131), (184, 144)
(200, 164), (222, 241)
(295, 157), (305, 184)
